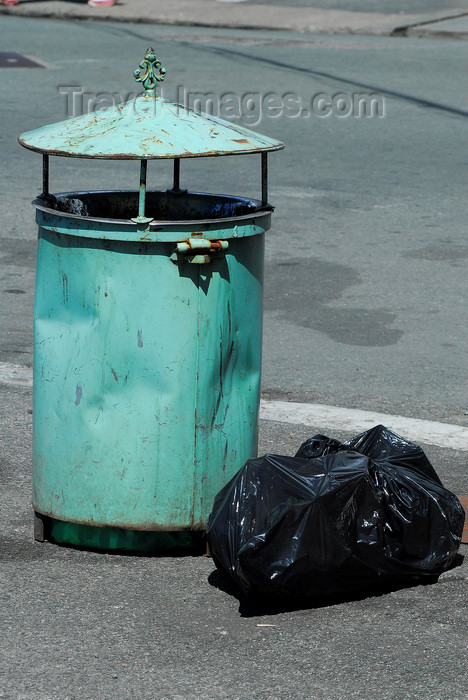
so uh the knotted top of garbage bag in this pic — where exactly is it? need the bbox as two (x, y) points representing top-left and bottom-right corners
(18, 47), (284, 160)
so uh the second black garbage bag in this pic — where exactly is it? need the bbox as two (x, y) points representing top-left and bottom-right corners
(207, 425), (465, 599)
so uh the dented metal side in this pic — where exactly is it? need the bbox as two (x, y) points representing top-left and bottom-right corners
(32, 199), (268, 530)
(191, 235), (264, 528)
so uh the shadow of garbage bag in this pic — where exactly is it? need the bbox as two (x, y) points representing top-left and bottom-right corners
(207, 425), (465, 601)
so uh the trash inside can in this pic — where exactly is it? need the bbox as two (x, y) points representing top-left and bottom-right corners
(18, 47), (284, 548)
(207, 425), (465, 599)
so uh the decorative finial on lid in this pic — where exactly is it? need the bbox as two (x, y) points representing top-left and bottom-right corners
(134, 47), (166, 96)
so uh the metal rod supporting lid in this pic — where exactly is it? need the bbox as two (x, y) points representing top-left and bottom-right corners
(261, 152), (268, 206)
(131, 159), (153, 225)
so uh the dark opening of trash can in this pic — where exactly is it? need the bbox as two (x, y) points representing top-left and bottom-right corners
(49, 190), (267, 222)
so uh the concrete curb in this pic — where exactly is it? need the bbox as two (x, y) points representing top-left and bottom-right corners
(405, 15), (468, 40)
(1, 0), (468, 38)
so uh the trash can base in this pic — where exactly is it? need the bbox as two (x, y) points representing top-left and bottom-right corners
(44, 517), (203, 554)
(33, 511), (47, 542)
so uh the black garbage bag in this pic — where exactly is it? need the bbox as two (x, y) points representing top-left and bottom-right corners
(207, 425), (465, 599)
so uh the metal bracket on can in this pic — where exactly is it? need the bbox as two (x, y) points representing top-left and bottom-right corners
(171, 234), (229, 264)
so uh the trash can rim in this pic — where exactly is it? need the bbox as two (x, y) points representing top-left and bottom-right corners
(32, 189), (274, 228)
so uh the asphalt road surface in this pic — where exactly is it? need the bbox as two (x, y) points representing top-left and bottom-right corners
(1, 16), (467, 700)
(2, 17), (468, 424)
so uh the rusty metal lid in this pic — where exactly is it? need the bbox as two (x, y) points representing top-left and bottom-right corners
(18, 48), (284, 160)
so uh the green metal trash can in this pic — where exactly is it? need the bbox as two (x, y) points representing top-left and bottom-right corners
(19, 48), (284, 547)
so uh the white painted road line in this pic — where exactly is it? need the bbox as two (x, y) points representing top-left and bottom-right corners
(260, 400), (468, 451)
(1, 362), (467, 451)
(0, 362), (33, 388)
